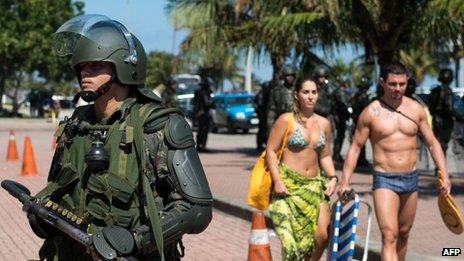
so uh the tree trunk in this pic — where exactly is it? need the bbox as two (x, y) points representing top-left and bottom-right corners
(10, 73), (23, 117)
(376, 47), (400, 67)
(270, 55), (283, 84)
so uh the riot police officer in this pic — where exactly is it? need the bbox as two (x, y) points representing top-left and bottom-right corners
(266, 64), (296, 131)
(332, 81), (350, 162)
(429, 68), (455, 155)
(255, 80), (272, 151)
(349, 76), (372, 166)
(313, 65), (333, 118)
(193, 77), (214, 152)
(29, 15), (212, 260)
(161, 77), (179, 108)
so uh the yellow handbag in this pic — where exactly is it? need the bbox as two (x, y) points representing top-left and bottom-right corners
(437, 171), (463, 235)
(247, 113), (293, 210)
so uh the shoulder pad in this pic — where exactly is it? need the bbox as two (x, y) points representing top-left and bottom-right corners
(143, 114), (169, 133)
(164, 114), (195, 149)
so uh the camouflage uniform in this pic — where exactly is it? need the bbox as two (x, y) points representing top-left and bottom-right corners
(349, 77), (371, 166)
(161, 88), (179, 109)
(266, 65), (296, 132)
(161, 78), (179, 109)
(312, 65), (333, 118)
(429, 69), (455, 155)
(29, 15), (212, 261)
(331, 86), (350, 161)
(193, 80), (214, 151)
(255, 81), (272, 151)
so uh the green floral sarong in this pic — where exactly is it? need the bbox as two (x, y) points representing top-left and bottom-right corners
(269, 163), (327, 261)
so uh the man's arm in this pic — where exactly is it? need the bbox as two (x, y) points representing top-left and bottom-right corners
(338, 105), (371, 196)
(417, 104), (452, 194)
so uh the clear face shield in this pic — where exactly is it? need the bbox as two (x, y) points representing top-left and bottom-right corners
(53, 14), (138, 65)
(53, 14), (141, 102)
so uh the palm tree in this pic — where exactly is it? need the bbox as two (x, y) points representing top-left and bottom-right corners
(320, 0), (464, 66)
(167, 1), (327, 83)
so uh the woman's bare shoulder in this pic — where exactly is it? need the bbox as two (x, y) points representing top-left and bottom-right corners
(274, 112), (291, 128)
(314, 114), (330, 128)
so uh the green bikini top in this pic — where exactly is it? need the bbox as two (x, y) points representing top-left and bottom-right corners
(288, 121), (326, 152)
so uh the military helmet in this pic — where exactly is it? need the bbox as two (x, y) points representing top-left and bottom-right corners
(281, 64), (296, 76)
(438, 68), (453, 85)
(53, 14), (146, 86)
(312, 64), (330, 78)
(358, 76), (372, 89)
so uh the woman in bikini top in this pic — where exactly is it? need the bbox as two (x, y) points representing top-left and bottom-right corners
(265, 77), (338, 260)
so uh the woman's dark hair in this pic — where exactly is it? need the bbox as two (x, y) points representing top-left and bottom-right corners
(292, 77), (316, 124)
(379, 62), (408, 79)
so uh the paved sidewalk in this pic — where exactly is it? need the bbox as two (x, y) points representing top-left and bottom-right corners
(0, 119), (463, 260)
(195, 131), (464, 260)
(0, 122), (281, 260)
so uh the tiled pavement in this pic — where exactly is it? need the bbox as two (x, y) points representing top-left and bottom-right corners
(0, 119), (463, 260)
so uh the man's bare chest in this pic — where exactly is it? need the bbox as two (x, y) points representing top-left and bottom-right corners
(370, 109), (418, 138)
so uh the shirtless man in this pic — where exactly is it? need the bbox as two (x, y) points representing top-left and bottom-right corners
(338, 62), (452, 261)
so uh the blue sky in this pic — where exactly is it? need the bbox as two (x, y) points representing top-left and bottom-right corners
(80, 0), (456, 90)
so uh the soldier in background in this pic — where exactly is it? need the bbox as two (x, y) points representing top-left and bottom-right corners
(161, 77), (179, 108)
(255, 81), (272, 151)
(349, 76), (371, 166)
(332, 80), (351, 162)
(429, 69), (455, 155)
(194, 77), (214, 152)
(266, 64), (296, 132)
(313, 65), (333, 118)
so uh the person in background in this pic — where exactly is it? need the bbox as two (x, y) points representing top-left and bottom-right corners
(331, 80), (350, 163)
(428, 68), (455, 155)
(349, 76), (372, 166)
(313, 64), (333, 118)
(194, 77), (214, 152)
(254, 81), (272, 151)
(266, 64), (297, 134)
(161, 77), (179, 108)
(266, 77), (337, 260)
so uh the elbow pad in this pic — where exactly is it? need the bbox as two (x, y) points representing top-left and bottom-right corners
(133, 201), (212, 255)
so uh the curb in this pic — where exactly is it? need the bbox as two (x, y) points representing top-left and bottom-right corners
(212, 195), (444, 260)
(212, 195), (380, 259)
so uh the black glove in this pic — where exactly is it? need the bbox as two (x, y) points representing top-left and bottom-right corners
(28, 213), (53, 239)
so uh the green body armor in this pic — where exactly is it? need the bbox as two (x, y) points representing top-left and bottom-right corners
(35, 98), (212, 260)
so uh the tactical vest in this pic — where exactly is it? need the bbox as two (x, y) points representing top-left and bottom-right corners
(274, 85), (293, 116)
(315, 85), (333, 117)
(35, 100), (181, 259)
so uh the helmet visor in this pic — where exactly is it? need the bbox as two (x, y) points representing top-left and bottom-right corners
(53, 14), (110, 56)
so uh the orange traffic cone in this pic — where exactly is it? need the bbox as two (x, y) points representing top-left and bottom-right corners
(247, 211), (272, 261)
(6, 130), (19, 162)
(21, 136), (37, 176)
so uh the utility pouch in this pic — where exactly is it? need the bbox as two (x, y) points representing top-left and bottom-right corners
(87, 198), (133, 227)
(87, 172), (135, 204)
(56, 163), (79, 188)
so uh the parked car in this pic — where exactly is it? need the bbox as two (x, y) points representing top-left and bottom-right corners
(211, 92), (259, 133)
